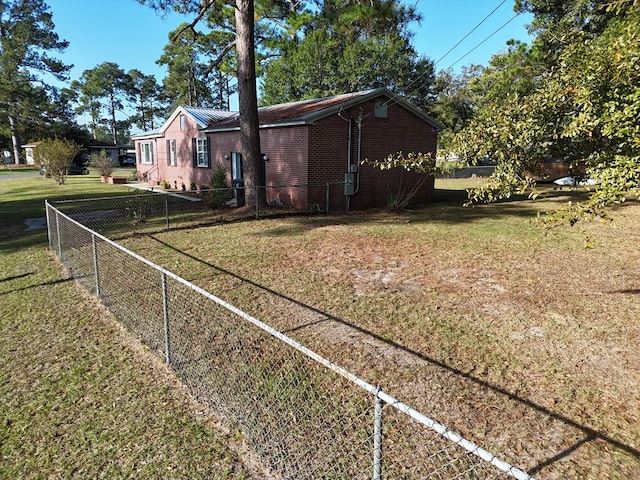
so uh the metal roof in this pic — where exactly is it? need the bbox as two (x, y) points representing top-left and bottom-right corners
(203, 88), (444, 132)
(180, 105), (236, 128)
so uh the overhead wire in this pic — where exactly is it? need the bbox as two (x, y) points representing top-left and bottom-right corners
(433, 0), (508, 67)
(375, 1), (522, 114)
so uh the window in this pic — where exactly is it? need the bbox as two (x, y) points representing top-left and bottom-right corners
(192, 137), (210, 168)
(166, 139), (177, 166)
(139, 142), (154, 164)
(374, 99), (388, 118)
(231, 152), (242, 181)
(179, 114), (186, 131)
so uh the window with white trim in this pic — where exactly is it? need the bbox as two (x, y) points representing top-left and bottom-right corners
(196, 138), (209, 167)
(180, 114), (186, 131)
(167, 139), (177, 166)
(139, 142), (154, 164)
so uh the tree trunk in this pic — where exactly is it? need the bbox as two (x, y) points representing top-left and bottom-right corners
(8, 114), (23, 164)
(110, 92), (118, 144)
(235, 0), (266, 208)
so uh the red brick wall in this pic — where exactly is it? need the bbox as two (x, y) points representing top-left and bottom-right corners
(209, 127), (310, 209)
(308, 99), (437, 210)
(137, 98), (437, 211)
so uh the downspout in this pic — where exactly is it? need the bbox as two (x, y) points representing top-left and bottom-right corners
(354, 109), (363, 195)
(346, 117), (352, 211)
(338, 108), (353, 210)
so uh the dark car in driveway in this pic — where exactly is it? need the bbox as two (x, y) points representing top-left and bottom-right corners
(119, 155), (136, 166)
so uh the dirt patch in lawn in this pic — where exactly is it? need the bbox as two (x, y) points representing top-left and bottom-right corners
(116, 190), (640, 479)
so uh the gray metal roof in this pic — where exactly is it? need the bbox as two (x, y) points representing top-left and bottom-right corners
(180, 106), (236, 128)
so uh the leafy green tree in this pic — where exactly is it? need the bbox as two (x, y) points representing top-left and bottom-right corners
(34, 137), (82, 185)
(260, 0), (436, 109)
(128, 69), (168, 131)
(69, 62), (131, 144)
(0, 0), (71, 163)
(453, 4), (640, 224)
(157, 24), (236, 110)
(429, 66), (481, 152)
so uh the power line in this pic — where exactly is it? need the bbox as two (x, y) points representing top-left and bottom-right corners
(376, 1), (521, 116)
(434, 0), (508, 66)
(441, 13), (521, 71)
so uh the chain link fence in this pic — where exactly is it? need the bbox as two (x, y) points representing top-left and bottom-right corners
(48, 183), (351, 239)
(46, 198), (535, 480)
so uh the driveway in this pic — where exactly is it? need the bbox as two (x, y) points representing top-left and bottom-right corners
(0, 172), (40, 180)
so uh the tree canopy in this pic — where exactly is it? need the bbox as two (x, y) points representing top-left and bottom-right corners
(0, 0), (74, 162)
(452, 1), (640, 225)
(260, 0), (437, 110)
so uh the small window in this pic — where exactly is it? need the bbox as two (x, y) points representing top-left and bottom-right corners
(374, 99), (388, 118)
(194, 137), (209, 167)
(139, 142), (154, 164)
(167, 139), (177, 166)
(179, 114), (186, 131)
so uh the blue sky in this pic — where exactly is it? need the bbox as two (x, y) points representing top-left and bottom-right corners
(45, 0), (533, 112)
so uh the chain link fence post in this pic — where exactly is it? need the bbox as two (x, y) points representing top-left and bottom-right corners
(373, 387), (383, 480)
(92, 233), (100, 297)
(326, 183), (330, 213)
(165, 192), (170, 230)
(161, 271), (171, 365)
(45, 201), (52, 249)
(55, 209), (62, 260)
(255, 185), (260, 220)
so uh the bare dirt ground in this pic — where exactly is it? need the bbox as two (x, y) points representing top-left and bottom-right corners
(118, 184), (640, 479)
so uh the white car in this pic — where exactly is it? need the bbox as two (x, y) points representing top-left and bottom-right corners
(553, 176), (599, 186)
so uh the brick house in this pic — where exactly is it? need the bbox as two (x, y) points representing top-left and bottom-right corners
(132, 89), (442, 211)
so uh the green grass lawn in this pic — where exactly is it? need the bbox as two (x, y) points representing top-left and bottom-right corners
(5, 173), (640, 479)
(0, 175), (253, 479)
(112, 178), (640, 479)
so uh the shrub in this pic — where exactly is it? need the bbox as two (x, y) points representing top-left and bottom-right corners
(90, 150), (116, 177)
(34, 138), (82, 185)
(203, 164), (233, 209)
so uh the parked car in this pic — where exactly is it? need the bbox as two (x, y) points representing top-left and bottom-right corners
(119, 155), (136, 166)
(39, 162), (89, 176)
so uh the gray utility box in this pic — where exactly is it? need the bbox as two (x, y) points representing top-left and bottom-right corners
(344, 172), (355, 196)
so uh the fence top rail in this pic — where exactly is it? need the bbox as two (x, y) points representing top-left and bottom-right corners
(49, 191), (162, 205)
(45, 199), (536, 480)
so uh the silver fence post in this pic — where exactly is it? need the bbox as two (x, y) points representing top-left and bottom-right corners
(255, 185), (259, 219)
(373, 388), (383, 480)
(45, 201), (51, 249)
(165, 192), (169, 230)
(92, 233), (100, 297)
(161, 271), (171, 364)
(326, 183), (330, 214)
(55, 209), (62, 259)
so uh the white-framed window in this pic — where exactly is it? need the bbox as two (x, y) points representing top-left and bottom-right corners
(179, 114), (186, 131)
(193, 137), (210, 168)
(167, 139), (177, 166)
(139, 142), (154, 164)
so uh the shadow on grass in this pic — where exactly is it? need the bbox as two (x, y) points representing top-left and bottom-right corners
(147, 233), (640, 476)
(0, 272), (34, 283)
(0, 276), (72, 297)
(0, 230), (49, 254)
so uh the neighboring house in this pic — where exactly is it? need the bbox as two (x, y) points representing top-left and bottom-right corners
(23, 140), (134, 166)
(22, 142), (42, 165)
(132, 89), (443, 211)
